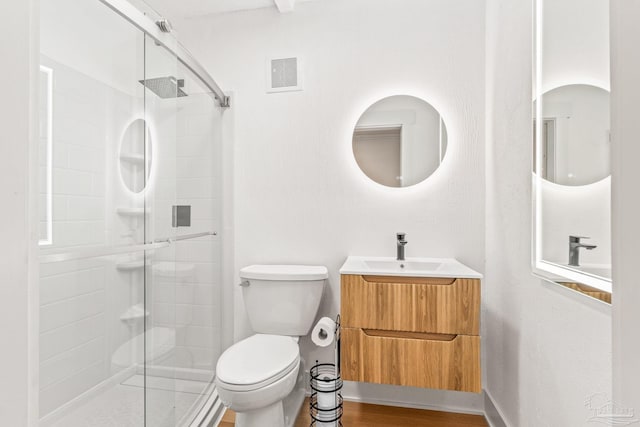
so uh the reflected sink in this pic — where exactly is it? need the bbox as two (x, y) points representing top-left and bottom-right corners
(340, 256), (482, 279)
(572, 264), (612, 280)
(578, 267), (612, 280)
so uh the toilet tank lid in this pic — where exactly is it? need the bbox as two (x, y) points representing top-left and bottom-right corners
(240, 265), (328, 281)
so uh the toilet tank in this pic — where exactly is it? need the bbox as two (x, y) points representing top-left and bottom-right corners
(239, 265), (327, 336)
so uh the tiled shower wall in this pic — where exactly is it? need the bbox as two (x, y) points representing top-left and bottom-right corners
(38, 56), (144, 417)
(151, 92), (223, 375)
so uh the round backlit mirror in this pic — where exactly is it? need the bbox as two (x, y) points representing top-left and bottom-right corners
(534, 84), (610, 186)
(119, 119), (152, 193)
(352, 95), (447, 187)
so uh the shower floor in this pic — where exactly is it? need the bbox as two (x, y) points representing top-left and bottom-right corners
(48, 375), (211, 427)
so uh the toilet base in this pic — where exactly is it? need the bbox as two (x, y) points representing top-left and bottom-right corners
(236, 401), (284, 427)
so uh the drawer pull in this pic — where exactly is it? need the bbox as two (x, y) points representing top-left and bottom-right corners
(362, 275), (456, 285)
(362, 329), (457, 342)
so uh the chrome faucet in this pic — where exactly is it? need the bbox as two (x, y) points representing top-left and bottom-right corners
(397, 233), (407, 261)
(569, 235), (597, 267)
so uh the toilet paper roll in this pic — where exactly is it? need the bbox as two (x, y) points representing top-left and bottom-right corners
(312, 317), (336, 347)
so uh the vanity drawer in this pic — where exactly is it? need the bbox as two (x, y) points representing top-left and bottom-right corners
(341, 274), (480, 335)
(340, 327), (481, 393)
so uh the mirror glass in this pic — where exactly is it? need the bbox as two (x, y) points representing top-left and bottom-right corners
(534, 84), (610, 186)
(119, 118), (152, 193)
(352, 95), (447, 187)
(533, 0), (611, 300)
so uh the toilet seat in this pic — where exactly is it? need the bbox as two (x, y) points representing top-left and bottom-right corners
(216, 334), (300, 392)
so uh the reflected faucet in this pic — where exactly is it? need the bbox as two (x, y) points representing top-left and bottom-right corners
(569, 236), (597, 267)
(397, 233), (407, 261)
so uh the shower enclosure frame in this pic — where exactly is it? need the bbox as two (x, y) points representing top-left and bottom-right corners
(98, 0), (230, 109)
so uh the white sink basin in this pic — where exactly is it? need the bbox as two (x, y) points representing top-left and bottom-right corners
(364, 260), (442, 272)
(340, 256), (482, 279)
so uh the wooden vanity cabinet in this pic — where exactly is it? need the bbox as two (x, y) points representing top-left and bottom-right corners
(340, 274), (482, 393)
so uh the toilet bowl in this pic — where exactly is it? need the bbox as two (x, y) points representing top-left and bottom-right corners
(216, 334), (300, 426)
(215, 265), (327, 427)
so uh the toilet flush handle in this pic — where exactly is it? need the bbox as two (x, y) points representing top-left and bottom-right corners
(239, 280), (250, 287)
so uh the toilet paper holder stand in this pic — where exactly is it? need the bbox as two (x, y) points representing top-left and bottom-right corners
(309, 314), (343, 426)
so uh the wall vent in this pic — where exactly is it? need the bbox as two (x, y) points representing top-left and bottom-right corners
(267, 56), (303, 92)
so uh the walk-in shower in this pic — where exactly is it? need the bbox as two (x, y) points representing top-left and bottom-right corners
(37, 0), (228, 425)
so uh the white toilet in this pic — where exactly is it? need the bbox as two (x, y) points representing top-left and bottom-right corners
(215, 264), (328, 427)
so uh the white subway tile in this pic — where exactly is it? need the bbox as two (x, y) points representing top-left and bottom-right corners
(176, 156), (214, 178)
(66, 197), (104, 221)
(40, 290), (105, 333)
(40, 266), (105, 305)
(52, 221), (105, 247)
(40, 338), (104, 389)
(174, 241), (215, 263)
(176, 325), (214, 348)
(67, 145), (97, 172)
(40, 314), (105, 362)
(39, 359), (106, 417)
(53, 168), (93, 196)
(176, 178), (214, 199)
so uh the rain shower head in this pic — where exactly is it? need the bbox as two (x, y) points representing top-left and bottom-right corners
(139, 76), (187, 99)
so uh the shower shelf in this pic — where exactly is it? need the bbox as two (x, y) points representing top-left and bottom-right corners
(120, 304), (149, 322)
(116, 260), (145, 271)
(119, 153), (145, 165)
(116, 207), (147, 217)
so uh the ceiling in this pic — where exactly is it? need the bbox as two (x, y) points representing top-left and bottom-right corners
(143, 0), (314, 21)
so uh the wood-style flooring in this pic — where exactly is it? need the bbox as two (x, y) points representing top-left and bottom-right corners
(220, 398), (489, 426)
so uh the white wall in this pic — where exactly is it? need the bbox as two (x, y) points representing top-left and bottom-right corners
(485, 1), (612, 426)
(611, 0), (640, 417)
(0, 0), (38, 425)
(180, 0), (486, 412)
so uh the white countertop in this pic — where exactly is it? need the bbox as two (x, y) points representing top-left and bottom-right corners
(339, 256), (483, 279)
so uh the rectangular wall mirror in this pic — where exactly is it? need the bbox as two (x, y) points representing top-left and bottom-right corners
(533, 0), (611, 302)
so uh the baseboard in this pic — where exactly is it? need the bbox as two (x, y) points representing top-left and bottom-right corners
(303, 376), (507, 425)
(338, 381), (485, 416)
(484, 390), (509, 427)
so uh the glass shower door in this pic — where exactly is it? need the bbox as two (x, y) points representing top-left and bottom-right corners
(142, 33), (224, 426)
(38, 1), (149, 425)
(142, 33), (180, 427)
(38, 1), (224, 425)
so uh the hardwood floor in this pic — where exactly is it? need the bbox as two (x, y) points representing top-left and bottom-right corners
(219, 398), (489, 426)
